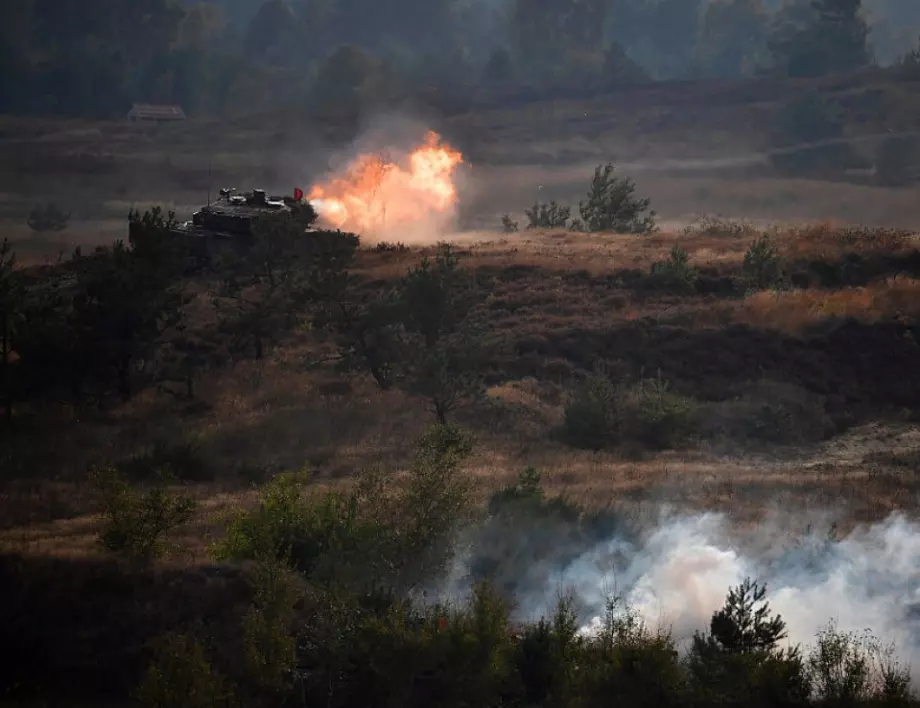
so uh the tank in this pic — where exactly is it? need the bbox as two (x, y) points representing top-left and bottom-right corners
(176, 187), (306, 241)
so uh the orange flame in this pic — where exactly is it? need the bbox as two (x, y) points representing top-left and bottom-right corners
(307, 131), (464, 242)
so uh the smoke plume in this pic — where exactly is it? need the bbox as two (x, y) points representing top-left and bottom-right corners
(441, 508), (920, 681)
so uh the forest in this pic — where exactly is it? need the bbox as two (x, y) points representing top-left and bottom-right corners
(3, 0), (920, 119)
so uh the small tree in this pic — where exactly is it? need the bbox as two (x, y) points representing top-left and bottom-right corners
(525, 201), (571, 229)
(398, 242), (477, 350)
(743, 234), (784, 291)
(91, 467), (197, 564)
(398, 243), (488, 423)
(135, 632), (231, 708)
(27, 203), (70, 234)
(649, 246), (699, 293)
(707, 578), (787, 654)
(501, 214), (519, 233)
(216, 212), (358, 360)
(578, 163), (656, 234)
(72, 234), (186, 403)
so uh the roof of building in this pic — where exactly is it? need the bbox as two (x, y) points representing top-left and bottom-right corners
(127, 103), (187, 120)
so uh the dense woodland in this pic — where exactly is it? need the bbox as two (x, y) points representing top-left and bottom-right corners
(3, 0), (920, 119)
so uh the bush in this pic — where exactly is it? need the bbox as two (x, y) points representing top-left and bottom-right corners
(621, 375), (698, 451)
(501, 214), (519, 233)
(807, 622), (912, 706)
(703, 380), (834, 448)
(578, 163), (656, 234)
(135, 632), (232, 708)
(743, 234), (784, 291)
(241, 559), (303, 696)
(563, 369), (697, 451)
(525, 201), (571, 229)
(563, 366), (621, 451)
(649, 246), (699, 294)
(214, 425), (474, 593)
(91, 467), (197, 563)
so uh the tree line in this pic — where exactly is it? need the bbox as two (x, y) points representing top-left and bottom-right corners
(1, 0), (918, 119)
(0, 203), (496, 431)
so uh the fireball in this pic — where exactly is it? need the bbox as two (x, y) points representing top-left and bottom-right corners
(307, 131), (464, 242)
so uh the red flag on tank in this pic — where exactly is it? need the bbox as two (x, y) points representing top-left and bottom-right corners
(294, 187), (304, 201)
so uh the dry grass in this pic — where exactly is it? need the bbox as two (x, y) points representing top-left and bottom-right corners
(692, 277), (920, 334)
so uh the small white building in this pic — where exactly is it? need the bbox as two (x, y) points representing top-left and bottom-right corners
(126, 103), (187, 124)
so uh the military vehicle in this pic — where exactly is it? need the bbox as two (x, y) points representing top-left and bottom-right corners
(174, 187), (315, 242)
(162, 187), (318, 269)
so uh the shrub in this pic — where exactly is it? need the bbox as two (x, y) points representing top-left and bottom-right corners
(649, 246), (699, 294)
(91, 467), (197, 563)
(578, 163), (656, 234)
(579, 600), (684, 708)
(211, 468), (387, 583)
(563, 366), (621, 451)
(214, 425), (474, 593)
(501, 214), (519, 233)
(564, 369), (696, 451)
(135, 632), (232, 708)
(703, 380), (834, 448)
(241, 559), (303, 696)
(807, 621), (912, 705)
(525, 201), (571, 229)
(620, 375), (698, 451)
(743, 234), (784, 291)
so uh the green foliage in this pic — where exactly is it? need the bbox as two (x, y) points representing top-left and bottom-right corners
(709, 578), (788, 654)
(216, 213), (359, 361)
(27, 203), (70, 234)
(579, 600), (685, 708)
(214, 425), (474, 593)
(399, 243), (476, 349)
(136, 632), (232, 708)
(743, 234), (785, 291)
(689, 579), (810, 707)
(807, 621), (912, 705)
(649, 246), (699, 293)
(241, 559), (302, 695)
(91, 466), (197, 563)
(622, 375), (698, 450)
(73, 247), (185, 402)
(578, 163), (656, 234)
(563, 365), (621, 451)
(397, 243), (488, 423)
(525, 201), (572, 229)
(564, 368), (697, 451)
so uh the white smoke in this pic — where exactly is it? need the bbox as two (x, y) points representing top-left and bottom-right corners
(442, 510), (920, 681)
